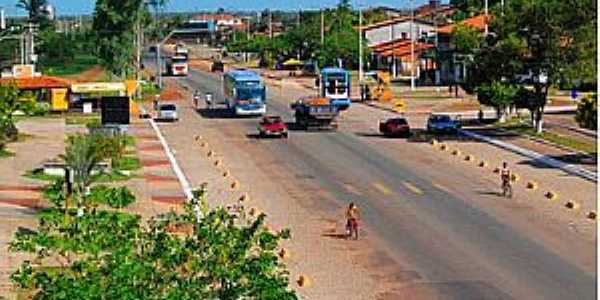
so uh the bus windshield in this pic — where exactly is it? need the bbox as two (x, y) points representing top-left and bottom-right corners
(236, 81), (261, 88)
(172, 57), (187, 64)
(237, 88), (263, 101)
(325, 73), (348, 95)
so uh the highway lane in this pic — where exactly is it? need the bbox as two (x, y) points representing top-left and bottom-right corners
(170, 68), (596, 300)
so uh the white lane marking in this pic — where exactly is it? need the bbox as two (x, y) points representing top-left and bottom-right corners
(146, 114), (193, 201)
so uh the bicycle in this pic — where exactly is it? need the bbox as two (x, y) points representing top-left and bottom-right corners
(502, 180), (513, 198)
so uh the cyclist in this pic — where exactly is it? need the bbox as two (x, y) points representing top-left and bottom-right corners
(345, 203), (360, 240)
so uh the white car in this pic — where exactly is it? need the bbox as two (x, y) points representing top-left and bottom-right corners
(157, 104), (178, 121)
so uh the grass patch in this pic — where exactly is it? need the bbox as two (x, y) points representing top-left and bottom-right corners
(0, 148), (14, 158)
(495, 120), (597, 154)
(93, 171), (134, 183)
(24, 169), (63, 182)
(124, 135), (136, 147)
(65, 114), (101, 126)
(112, 156), (141, 171)
(40, 55), (100, 76)
(24, 168), (136, 183)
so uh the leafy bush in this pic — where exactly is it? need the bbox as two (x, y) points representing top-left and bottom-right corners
(88, 185), (136, 209)
(10, 188), (297, 299)
(575, 94), (597, 130)
(42, 179), (66, 208)
(112, 156), (141, 171)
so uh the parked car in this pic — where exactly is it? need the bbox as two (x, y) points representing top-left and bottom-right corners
(379, 117), (411, 137)
(258, 115), (288, 138)
(427, 114), (461, 133)
(157, 104), (178, 121)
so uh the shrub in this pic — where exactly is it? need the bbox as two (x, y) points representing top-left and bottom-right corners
(575, 94), (597, 130)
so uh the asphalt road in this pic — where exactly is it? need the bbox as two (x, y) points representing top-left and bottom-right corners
(167, 68), (596, 300)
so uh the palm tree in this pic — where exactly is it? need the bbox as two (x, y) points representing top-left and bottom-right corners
(16, 0), (48, 23)
(60, 134), (103, 217)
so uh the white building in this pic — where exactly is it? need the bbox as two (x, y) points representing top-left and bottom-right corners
(363, 17), (436, 47)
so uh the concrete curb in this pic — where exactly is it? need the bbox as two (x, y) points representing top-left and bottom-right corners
(140, 106), (194, 201)
(459, 129), (597, 182)
(492, 126), (594, 159)
(546, 121), (598, 138)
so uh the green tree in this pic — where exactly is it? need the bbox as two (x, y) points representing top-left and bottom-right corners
(460, 0), (596, 132)
(92, 0), (146, 77)
(10, 186), (298, 299)
(60, 134), (104, 217)
(0, 84), (25, 142)
(477, 81), (518, 122)
(16, 0), (48, 23)
(575, 94), (597, 130)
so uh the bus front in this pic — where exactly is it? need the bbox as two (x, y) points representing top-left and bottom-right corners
(234, 79), (266, 116)
(321, 68), (351, 110)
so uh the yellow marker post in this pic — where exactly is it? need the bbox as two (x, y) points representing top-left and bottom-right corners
(393, 99), (405, 113)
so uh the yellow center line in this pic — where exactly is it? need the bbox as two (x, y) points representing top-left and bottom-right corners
(403, 181), (424, 195)
(372, 182), (393, 195)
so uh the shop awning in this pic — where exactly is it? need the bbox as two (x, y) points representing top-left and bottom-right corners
(0, 76), (72, 90)
(71, 82), (127, 94)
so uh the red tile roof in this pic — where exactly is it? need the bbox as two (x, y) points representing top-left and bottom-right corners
(437, 14), (489, 34)
(370, 39), (434, 59)
(0, 76), (72, 90)
(192, 14), (239, 21)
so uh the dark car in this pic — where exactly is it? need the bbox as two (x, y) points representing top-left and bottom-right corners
(258, 115), (288, 138)
(211, 60), (224, 72)
(427, 114), (461, 134)
(379, 117), (410, 137)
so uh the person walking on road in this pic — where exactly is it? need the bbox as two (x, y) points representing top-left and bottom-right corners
(345, 203), (360, 240)
(500, 162), (513, 198)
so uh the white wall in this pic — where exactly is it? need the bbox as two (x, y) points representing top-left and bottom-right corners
(365, 21), (436, 47)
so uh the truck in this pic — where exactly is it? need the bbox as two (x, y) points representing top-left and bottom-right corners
(291, 97), (339, 130)
(166, 55), (188, 76)
(174, 42), (189, 59)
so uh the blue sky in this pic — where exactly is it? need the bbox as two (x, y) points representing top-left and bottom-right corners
(0, 0), (446, 16)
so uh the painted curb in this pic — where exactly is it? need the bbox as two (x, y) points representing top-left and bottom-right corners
(459, 129), (597, 182)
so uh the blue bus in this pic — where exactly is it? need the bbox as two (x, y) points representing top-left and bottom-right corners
(222, 70), (267, 116)
(320, 67), (351, 110)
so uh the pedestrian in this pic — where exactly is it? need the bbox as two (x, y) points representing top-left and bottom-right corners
(478, 109), (484, 124)
(500, 162), (512, 198)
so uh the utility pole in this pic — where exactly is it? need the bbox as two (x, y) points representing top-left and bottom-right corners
(358, 5), (363, 82)
(484, 0), (489, 34)
(245, 17), (250, 62)
(320, 8), (324, 44)
(20, 34), (24, 64)
(434, 0), (440, 85)
(391, 17), (396, 78)
(410, 0), (416, 91)
(24, 23), (37, 65)
(268, 10), (272, 39)
(0, 7), (5, 31)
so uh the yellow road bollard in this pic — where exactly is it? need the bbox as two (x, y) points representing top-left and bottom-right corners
(297, 275), (311, 287)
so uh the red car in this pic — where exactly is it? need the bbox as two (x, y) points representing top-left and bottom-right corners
(379, 117), (411, 137)
(258, 115), (288, 138)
